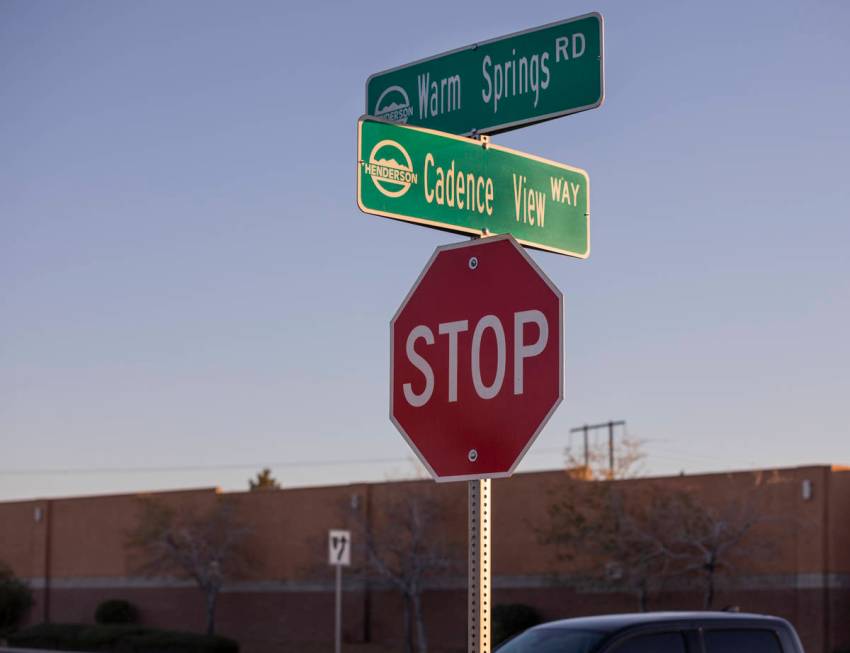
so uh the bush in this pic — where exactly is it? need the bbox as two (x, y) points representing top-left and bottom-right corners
(80, 624), (148, 650)
(95, 600), (139, 625)
(7, 623), (91, 650)
(8, 623), (238, 653)
(492, 603), (543, 647)
(120, 629), (239, 653)
(0, 562), (34, 636)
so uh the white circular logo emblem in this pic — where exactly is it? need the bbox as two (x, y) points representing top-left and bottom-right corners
(367, 139), (416, 198)
(374, 85), (414, 124)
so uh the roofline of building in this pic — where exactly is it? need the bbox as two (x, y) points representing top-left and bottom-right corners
(1, 462), (846, 507)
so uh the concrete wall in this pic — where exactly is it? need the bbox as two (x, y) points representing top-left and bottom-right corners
(0, 466), (847, 653)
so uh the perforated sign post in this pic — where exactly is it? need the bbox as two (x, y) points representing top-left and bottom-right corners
(366, 13), (604, 136)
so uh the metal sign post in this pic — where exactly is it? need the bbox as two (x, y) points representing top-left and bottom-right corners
(335, 565), (342, 653)
(328, 530), (351, 653)
(468, 479), (491, 653)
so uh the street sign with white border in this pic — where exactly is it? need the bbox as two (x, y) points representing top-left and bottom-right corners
(366, 13), (604, 136)
(357, 116), (590, 258)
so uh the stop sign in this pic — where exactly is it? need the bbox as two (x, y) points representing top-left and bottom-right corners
(391, 235), (563, 481)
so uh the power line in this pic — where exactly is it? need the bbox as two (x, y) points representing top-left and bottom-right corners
(0, 442), (750, 479)
(0, 445), (573, 478)
(0, 456), (410, 476)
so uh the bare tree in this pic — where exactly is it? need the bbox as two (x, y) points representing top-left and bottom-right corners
(666, 498), (762, 609)
(126, 496), (250, 635)
(543, 437), (678, 610)
(540, 478), (686, 611)
(350, 488), (460, 653)
(542, 466), (770, 612)
(601, 486), (693, 611)
(564, 435), (646, 480)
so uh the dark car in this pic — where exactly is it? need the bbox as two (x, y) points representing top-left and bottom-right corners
(495, 612), (804, 653)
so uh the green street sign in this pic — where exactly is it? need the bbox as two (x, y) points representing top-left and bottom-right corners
(366, 13), (603, 136)
(356, 116), (589, 258)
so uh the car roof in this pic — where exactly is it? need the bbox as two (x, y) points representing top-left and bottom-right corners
(533, 612), (788, 632)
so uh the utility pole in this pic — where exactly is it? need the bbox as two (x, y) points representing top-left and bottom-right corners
(582, 424), (589, 469)
(569, 421), (626, 478)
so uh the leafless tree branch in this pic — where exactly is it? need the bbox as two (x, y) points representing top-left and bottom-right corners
(126, 496), (251, 635)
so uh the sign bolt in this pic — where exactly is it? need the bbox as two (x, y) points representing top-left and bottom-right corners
(468, 449), (479, 462)
(468, 256), (479, 270)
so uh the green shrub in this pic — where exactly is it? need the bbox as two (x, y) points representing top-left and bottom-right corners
(79, 624), (148, 649)
(8, 623), (238, 653)
(7, 623), (90, 650)
(95, 600), (139, 625)
(492, 603), (543, 648)
(120, 630), (239, 653)
(0, 562), (34, 636)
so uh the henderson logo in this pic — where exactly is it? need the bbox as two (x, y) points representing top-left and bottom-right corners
(364, 139), (418, 198)
(374, 85), (414, 123)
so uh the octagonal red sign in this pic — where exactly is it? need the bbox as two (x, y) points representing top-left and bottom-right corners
(391, 234), (563, 481)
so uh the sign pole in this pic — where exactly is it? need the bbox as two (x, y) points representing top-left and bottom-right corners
(328, 529), (351, 653)
(468, 479), (491, 653)
(335, 563), (342, 653)
(468, 134), (492, 653)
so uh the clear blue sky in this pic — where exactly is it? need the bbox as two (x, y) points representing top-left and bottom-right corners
(2, 0), (848, 501)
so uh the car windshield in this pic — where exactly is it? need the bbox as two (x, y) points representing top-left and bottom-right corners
(496, 627), (606, 653)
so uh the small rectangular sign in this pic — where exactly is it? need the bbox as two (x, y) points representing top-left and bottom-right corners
(328, 529), (351, 566)
(365, 13), (604, 136)
(357, 116), (589, 258)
